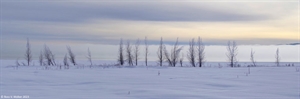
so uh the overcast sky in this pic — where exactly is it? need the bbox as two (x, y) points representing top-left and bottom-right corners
(1, 0), (299, 60)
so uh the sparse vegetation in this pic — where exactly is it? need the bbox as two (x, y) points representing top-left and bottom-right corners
(226, 41), (238, 67)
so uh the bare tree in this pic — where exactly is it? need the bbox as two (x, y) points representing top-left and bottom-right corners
(39, 51), (43, 66)
(51, 53), (56, 66)
(87, 48), (92, 66)
(63, 54), (69, 69)
(67, 46), (76, 66)
(187, 38), (196, 67)
(275, 48), (280, 66)
(197, 37), (205, 67)
(226, 41), (238, 67)
(118, 38), (125, 65)
(24, 38), (32, 66)
(164, 38), (183, 67)
(179, 53), (184, 67)
(157, 37), (164, 66)
(134, 39), (140, 66)
(126, 40), (134, 66)
(145, 37), (149, 66)
(44, 45), (54, 66)
(250, 49), (256, 67)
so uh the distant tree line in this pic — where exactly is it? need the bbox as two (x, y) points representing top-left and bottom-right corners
(20, 37), (288, 68)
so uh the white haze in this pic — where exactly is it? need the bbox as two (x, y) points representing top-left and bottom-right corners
(2, 43), (299, 62)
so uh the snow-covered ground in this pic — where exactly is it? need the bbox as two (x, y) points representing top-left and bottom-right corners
(1, 60), (299, 99)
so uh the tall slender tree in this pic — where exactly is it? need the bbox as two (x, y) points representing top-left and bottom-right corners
(157, 37), (164, 66)
(44, 45), (54, 66)
(118, 38), (124, 65)
(39, 51), (43, 66)
(126, 40), (134, 66)
(226, 41), (238, 67)
(197, 37), (205, 67)
(87, 48), (92, 66)
(24, 38), (32, 66)
(250, 49), (256, 66)
(67, 46), (76, 66)
(187, 38), (196, 67)
(275, 48), (280, 66)
(164, 38), (183, 67)
(134, 39), (140, 66)
(145, 37), (149, 66)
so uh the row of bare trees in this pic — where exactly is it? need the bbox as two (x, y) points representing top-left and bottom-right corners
(118, 37), (205, 67)
(23, 38), (282, 67)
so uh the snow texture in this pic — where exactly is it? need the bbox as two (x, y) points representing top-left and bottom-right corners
(0, 60), (299, 99)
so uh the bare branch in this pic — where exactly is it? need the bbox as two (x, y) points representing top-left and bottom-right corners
(164, 38), (183, 67)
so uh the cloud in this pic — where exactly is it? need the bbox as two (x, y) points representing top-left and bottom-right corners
(2, 1), (272, 22)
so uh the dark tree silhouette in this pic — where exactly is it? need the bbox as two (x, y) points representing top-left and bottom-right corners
(157, 37), (164, 66)
(63, 54), (69, 69)
(134, 39), (140, 66)
(67, 46), (76, 66)
(24, 38), (32, 66)
(164, 38), (183, 67)
(44, 45), (55, 66)
(39, 51), (43, 66)
(145, 37), (149, 66)
(197, 37), (205, 67)
(118, 38), (124, 65)
(226, 41), (238, 67)
(126, 40), (134, 66)
(187, 38), (196, 67)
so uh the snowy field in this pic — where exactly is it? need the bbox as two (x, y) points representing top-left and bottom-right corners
(1, 60), (299, 99)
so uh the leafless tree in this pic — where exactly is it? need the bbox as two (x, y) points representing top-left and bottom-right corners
(197, 37), (205, 67)
(187, 38), (196, 67)
(24, 38), (32, 66)
(179, 53), (184, 67)
(39, 51), (43, 66)
(226, 41), (238, 67)
(250, 49), (256, 67)
(157, 37), (164, 66)
(44, 45), (54, 66)
(134, 39), (140, 66)
(118, 38), (125, 65)
(164, 38), (183, 67)
(63, 54), (69, 69)
(126, 40), (134, 66)
(87, 48), (92, 66)
(67, 46), (76, 66)
(145, 37), (149, 66)
(51, 53), (56, 66)
(275, 48), (280, 66)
